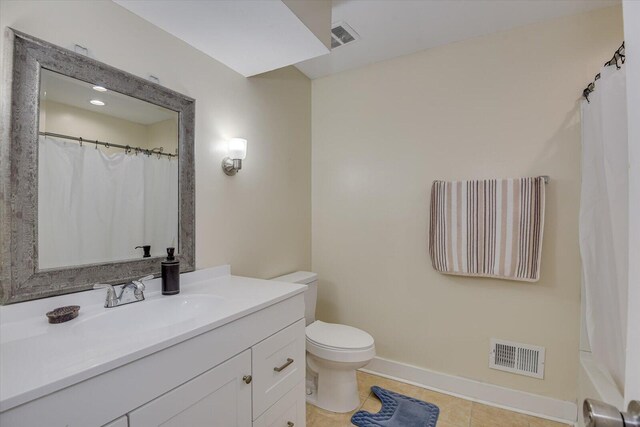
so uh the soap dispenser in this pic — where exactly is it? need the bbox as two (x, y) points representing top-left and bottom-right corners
(161, 247), (180, 295)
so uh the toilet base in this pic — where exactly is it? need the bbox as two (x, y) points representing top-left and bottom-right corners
(306, 353), (368, 413)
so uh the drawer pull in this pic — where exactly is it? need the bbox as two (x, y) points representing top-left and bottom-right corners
(274, 358), (294, 372)
(287, 422), (294, 427)
(243, 375), (252, 384)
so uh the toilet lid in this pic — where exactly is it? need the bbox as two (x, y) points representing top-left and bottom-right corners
(306, 320), (374, 351)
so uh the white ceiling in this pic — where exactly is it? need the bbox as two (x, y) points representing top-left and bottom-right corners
(114, 0), (620, 80)
(114, 0), (330, 77)
(40, 69), (177, 125)
(295, 0), (620, 79)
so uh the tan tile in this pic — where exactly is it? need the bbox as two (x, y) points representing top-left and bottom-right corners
(356, 371), (380, 394)
(356, 393), (469, 427)
(526, 416), (571, 427)
(306, 403), (355, 427)
(321, 371), (560, 427)
(356, 394), (469, 427)
(470, 403), (530, 427)
(437, 422), (470, 427)
(414, 389), (472, 427)
(356, 371), (471, 426)
(356, 371), (425, 398)
(359, 394), (382, 414)
(305, 372), (391, 426)
(306, 393), (370, 427)
(358, 387), (372, 400)
(356, 371), (374, 402)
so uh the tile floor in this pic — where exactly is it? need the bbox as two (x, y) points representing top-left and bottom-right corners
(306, 371), (570, 427)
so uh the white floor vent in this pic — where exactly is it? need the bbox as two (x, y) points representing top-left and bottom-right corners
(489, 339), (545, 379)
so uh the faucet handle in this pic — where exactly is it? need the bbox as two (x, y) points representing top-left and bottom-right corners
(93, 284), (117, 307)
(133, 275), (155, 291)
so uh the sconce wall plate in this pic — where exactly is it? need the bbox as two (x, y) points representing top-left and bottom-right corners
(222, 158), (242, 176)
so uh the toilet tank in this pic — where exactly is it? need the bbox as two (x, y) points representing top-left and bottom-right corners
(272, 271), (318, 326)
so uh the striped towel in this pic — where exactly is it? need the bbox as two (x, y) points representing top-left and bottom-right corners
(429, 177), (546, 282)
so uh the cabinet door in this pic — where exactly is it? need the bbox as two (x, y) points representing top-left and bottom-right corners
(252, 319), (306, 418)
(253, 381), (306, 427)
(129, 350), (251, 427)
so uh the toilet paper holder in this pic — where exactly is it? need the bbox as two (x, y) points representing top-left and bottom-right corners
(583, 399), (640, 427)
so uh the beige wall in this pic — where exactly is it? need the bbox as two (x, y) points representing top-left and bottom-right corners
(148, 119), (178, 155)
(42, 100), (148, 155)
(312, 6), (623, 402)
(1, 0), (311, 278)
(42, 101), (179, 155)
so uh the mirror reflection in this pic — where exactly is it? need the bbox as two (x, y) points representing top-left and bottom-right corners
(38, 69), (179, 269)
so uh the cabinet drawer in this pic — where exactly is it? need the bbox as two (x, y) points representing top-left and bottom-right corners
(252, 319), (306, 419)
(253, 381), (305, 427)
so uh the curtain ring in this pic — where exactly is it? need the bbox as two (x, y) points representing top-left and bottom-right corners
(78, 137), (83, 147)
(95, 139), (98, 149)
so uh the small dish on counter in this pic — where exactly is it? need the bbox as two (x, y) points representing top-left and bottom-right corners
(46, 305), (80, 324)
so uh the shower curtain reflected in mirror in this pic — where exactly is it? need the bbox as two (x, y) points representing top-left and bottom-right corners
(38, 136), (179, 269)
(580, 64), (628, 392)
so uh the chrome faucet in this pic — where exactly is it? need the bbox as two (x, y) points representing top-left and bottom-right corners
(94, 275), (154, 308)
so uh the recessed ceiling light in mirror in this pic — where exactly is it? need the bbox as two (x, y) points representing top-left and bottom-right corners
(90, 99), (105, 106)
(92, 85), (107, 92)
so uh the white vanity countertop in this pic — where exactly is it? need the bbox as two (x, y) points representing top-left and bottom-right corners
(0, 266), (306, 412)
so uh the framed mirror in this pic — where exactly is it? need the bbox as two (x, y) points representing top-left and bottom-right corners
(0, 29), (195, 304)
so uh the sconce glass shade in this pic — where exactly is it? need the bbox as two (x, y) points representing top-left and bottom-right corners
(228, 138), (247, 160)
(222, 138), (247, 176)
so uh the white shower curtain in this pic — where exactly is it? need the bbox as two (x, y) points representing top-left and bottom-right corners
(38, 136), (178, 269)
(580, 65), (628, 392)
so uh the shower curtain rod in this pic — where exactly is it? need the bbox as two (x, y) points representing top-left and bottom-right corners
(39, 131), (178, 158)
(582, 42), (625, 102)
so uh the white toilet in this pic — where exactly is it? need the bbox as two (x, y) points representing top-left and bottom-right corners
(273, 271), (375, 413)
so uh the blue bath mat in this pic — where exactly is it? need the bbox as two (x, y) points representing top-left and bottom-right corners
(351, 386), (439, 427)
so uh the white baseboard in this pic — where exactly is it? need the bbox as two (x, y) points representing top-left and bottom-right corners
(361, 356), (578, 424)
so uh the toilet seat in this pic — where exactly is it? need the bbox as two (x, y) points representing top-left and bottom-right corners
(306, 321), (375, 363)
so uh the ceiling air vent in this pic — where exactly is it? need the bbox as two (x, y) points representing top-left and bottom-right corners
(489, 338), (545, 379)
(331, 22), (359, 49)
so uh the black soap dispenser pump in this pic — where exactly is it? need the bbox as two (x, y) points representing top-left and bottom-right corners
(161, 247), (180, 295)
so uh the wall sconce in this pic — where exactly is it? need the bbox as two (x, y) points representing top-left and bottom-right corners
(221, 138), (247, 176)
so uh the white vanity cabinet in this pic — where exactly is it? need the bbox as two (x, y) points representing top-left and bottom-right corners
(252, 319), (306, 418)
(0, 270), (307, 427)
(128, 320), (306, 427)
(129, 350), (252, 426)
(253, 382), (306, 427)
